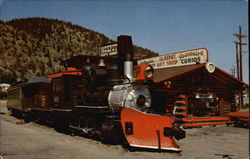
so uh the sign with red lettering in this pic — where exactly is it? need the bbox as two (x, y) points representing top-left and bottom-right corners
(137, 48), (208, 69)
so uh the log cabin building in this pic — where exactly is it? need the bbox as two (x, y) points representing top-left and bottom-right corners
(138, 48), (248, 127)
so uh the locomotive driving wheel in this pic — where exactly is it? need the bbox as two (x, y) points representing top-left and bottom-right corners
(86, 117), (96, 137)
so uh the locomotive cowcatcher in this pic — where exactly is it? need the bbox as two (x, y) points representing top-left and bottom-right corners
(7, 35), (185, 151)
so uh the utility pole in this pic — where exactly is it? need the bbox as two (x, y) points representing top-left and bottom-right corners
(234, 25), (247, 81)
(235, 43), (239, 79)
(233, 25), (247, 110)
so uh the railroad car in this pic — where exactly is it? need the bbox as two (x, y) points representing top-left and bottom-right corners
(7, 77), (50, 120)
(7, 35), (185, 151)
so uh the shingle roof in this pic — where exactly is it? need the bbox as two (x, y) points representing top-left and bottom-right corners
(153, 64), (248, 88)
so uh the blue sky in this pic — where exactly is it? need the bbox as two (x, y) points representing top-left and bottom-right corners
(0, 0), (248, 83)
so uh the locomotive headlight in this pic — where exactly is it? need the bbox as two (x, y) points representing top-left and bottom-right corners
(136, 95), (146, 108)
(144, 65), (154, 78)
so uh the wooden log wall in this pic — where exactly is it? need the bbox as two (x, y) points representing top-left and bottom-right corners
(152, 69), (239, 116)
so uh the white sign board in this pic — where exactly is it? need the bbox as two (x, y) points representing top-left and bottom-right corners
(100, 43), (118, 57)
(137, 48), (208, 69)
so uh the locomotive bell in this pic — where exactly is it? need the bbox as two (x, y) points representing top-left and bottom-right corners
(98, 59), (106, 67)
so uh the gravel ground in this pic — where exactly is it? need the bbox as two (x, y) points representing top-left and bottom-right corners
(0, 100), (249, 159)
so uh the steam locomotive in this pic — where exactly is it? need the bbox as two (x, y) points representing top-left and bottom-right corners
(7, 35), (185, 151)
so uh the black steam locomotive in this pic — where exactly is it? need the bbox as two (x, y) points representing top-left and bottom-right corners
(7, 35), (185, 151)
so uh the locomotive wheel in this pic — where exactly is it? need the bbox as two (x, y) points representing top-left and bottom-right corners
(23, 112), (32, 123)
(79, 117), (87, 128)
(79, 117), (87, 136)
(54, 117), (69, 133)
(86, 117), (96, 137)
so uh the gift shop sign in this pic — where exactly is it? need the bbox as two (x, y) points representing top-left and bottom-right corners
(137, 48), (208, 69)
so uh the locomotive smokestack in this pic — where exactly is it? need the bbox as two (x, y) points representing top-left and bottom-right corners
(117, 35), (134, 81)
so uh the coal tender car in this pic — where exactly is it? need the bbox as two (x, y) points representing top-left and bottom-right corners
(7, 35), (185, 151)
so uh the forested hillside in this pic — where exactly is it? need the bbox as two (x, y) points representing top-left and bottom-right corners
(0, 17), (158, 84)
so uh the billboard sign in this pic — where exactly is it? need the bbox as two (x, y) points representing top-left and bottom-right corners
(137, 48), (208, 69)
(100, 43), (118, 57)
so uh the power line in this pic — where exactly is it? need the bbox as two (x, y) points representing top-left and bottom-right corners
(233, 25), (247, 110)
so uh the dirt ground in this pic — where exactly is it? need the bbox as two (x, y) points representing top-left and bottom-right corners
(0, 100), (249, 159)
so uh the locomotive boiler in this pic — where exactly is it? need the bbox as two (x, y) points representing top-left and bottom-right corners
(8, 35), (185, 151)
